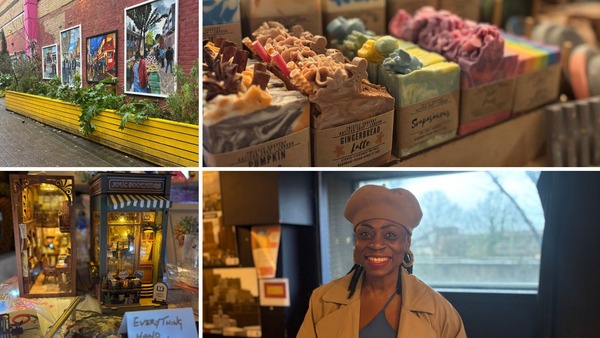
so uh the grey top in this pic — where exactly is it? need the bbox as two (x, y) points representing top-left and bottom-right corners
(359, 290), (398, 338)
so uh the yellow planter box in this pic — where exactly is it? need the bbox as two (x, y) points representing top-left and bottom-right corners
(5, 90), (199, 167)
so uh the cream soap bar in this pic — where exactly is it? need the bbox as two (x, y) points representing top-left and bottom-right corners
(378, 51), (459, 107)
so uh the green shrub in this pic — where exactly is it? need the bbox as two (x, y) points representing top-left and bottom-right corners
(9, 54), (43, 94)
(8, 56), (200, 136)
(166, 62), (199, 125)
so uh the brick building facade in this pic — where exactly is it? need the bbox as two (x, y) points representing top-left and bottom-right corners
(0, 0), (198, 95)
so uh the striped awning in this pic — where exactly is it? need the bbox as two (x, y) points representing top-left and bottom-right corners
(109, 194), (172, 210)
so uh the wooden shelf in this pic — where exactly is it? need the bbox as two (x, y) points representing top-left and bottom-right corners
(102, 288), (144, 293)
(386, 109), (548, 167)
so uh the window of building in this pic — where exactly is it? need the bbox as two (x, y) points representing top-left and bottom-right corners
(320, 171), (544, 292)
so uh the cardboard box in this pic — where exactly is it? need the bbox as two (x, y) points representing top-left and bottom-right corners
(458, 77), (516, 135)
(203, 0), (242, 47)
(512, 63), (561, 114)
(203, 128), (311, 167)
(322, 0), (386, 35)
(241, 0), (323, 38)
(312, 110), (394, 166)
(386, 0), (437, 21)
(438, 0), (481, 22)
(394, 91), (459, 158)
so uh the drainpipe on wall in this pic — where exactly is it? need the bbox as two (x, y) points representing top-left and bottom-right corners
(23, 0), (38, 56)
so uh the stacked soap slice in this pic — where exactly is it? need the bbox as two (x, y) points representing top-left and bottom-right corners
(503, 33), (562, 113)
(503, 33), (560, 75)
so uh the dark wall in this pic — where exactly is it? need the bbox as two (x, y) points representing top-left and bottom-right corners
(443, 291), (537, 338)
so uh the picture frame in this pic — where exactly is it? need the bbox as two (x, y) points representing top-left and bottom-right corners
(166, 203), (199, 266)
(124, 0), (178, 97)
(203, 267), (261, 334)
(85, 30), (118, 83)
(59, 25), (82, 87)
(41, 44), (58, 80)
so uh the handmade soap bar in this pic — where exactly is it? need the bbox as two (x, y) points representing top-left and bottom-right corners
(503, 33), (560, 75)
(377, 46), (460, 158)
(389, 6), (518, 88)
(248, 21), (394, 130)
(503, 33), (562, 113)
(379, 57), (459, 107)
(247, 21), (395, 166)
(203, 41), (310, 159)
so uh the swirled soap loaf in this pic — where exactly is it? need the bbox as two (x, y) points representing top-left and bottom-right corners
(203, 39), (310, 166)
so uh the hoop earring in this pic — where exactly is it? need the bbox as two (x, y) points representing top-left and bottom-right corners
(402, 250), (414, 269)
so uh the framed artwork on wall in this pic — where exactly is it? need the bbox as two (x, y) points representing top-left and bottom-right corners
(85, 31), (118, 83)
(124, 0), (178, 97)
(59, 25), (82, 87)
(166, 203), (199, 266)
(41, 44), (58, 80)
(203, 267), (261, 335)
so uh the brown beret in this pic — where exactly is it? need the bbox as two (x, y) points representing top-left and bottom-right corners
(344, 185), (423, 235)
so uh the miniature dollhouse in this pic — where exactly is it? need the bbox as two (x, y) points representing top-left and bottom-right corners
(88, 172), (172, 312)
(9, 174), (76, 298)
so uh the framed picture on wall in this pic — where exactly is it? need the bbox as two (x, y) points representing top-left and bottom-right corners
(85, 31), (118, 83)
(166, 203), (200, 266)
(41, 44), (58, 80)
(59, 25), (82, 87)
(124, 0), (178, 97)
(203, 267), (261, 335)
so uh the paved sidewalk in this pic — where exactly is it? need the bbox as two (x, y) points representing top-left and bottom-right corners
(0, 97), (156, 167)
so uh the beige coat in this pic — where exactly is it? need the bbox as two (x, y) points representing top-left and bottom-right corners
(297, 269), (467, 338)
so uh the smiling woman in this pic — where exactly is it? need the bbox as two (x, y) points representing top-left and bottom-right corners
(297, 185), (466, 338)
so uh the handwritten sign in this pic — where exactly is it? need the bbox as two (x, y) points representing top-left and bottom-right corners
(118, 308), (197, 338)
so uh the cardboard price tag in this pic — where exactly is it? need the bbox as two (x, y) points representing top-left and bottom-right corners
(118, 308), (197, 338)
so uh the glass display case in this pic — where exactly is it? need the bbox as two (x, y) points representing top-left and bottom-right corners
(89, 173), (173, 313)
(9, 174), (76, 298)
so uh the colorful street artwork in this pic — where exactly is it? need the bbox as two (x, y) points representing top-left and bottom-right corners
(41, 44), (58, 80)
(86, 31), (118, 83)
(125, 0), (178, 97)
(59, 25), (82, 87)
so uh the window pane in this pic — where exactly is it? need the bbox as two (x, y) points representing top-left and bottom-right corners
(358, 171), (544, 290)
